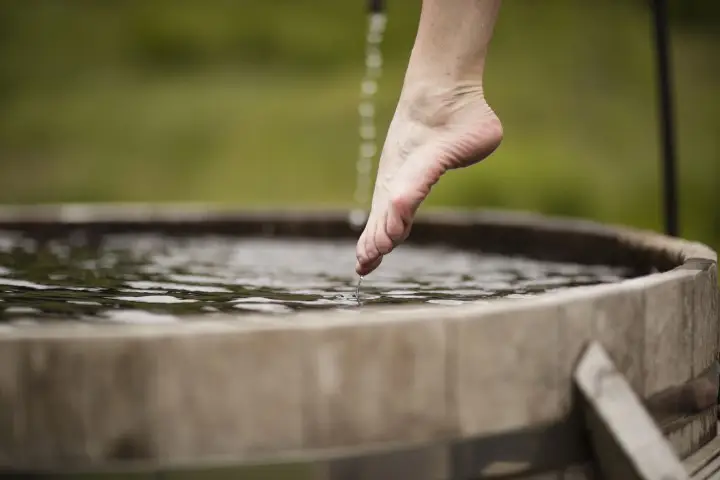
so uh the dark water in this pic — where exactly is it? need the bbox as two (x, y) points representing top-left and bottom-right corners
(0, 231), (636, 324)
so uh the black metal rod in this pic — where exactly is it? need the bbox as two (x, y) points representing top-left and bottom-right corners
(650, 0), (679, 237)
(368, 0), (384, 13)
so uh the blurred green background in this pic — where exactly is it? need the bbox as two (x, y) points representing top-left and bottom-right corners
(0, 0), (718, 252)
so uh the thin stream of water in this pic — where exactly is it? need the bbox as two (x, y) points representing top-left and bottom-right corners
(350, 10), (387, 300)
(350, 11), (387, 229)
(355, 275), (364, 305)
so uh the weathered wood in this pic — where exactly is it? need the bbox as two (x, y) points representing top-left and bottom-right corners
(303, 316), (450, 449)
(17, 332), (159, 467)
(688, 262), (719, 457)
(646, 359), (719, 460)
(325, 444), (447, 480)
(0, 337), (19, 466)
(646, 366), (719, 426)
(575, 342), (689, 480)
(0, 205), (716, 475)
(683, 431), (720, 478)
(154, 327), (308, 461)
(453, 300), (562, 441)
(642, 270), (694, 403)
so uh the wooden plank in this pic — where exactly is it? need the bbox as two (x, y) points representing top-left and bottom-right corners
(683, 430), (720, 478)
(574, 341), (689, 480)
(691, 455), (720, 480)
(0, 336), (20, 467)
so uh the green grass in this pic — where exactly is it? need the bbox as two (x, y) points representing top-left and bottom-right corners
(0, 0), (718, 253)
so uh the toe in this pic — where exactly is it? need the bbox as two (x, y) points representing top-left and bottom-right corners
(373, 206), (407, 256)
(363, 216), (382, 261)
(355, 211), (391, 275)
(354, 197), (416, 276)
(356, 256), (382, 276)
(355, 221), (380, 272)
(374, 212), (395, 255)
(387, 197), (413, 243)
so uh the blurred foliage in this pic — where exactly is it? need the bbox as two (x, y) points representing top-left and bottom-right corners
(0, 0), (718, 253)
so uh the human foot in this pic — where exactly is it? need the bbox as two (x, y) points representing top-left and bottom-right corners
(355, 81), (503, 275)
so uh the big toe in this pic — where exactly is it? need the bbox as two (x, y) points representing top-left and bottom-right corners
(355, 216), (384, 275)
(355, 198), (413, 275)
(356, 256), (382, 276)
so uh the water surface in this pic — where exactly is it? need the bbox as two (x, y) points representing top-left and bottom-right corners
(0, 232), (635, 325)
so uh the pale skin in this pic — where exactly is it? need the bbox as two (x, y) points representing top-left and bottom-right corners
(355, 0), (503, 275)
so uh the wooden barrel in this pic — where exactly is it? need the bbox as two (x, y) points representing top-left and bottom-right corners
(0, 204), (716, 479)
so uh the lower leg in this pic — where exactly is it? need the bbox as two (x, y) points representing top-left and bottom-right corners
(356, 0), (503, 275)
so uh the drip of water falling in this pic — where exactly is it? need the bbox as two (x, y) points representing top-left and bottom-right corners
(349, 11), (387, 230)
(355, 275), (364, 306)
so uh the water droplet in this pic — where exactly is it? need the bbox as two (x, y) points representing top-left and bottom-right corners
(360, 125), (376, 140)
(369, 12), (387, 31)
(367, 52), (383, 69)
(362, 80), (378, 95)
(359, 102), (375, 117)
(360, 142), (377, 158)
(349, 210), (368, 229)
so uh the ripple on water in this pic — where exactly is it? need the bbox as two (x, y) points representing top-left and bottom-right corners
(112, 295), (198, 304)
(0, 232), (638, 324)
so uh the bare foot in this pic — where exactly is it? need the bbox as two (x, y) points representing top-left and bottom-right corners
(355, 81), (502, 275)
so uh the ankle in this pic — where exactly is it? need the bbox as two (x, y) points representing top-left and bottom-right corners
(403, 56), (486, 93)
(397, 80), (490, 127)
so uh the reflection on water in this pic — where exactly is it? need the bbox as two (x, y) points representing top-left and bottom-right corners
(0, 231), (636, 324)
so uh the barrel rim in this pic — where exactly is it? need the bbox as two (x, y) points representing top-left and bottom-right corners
(0, 202), (715, 339)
